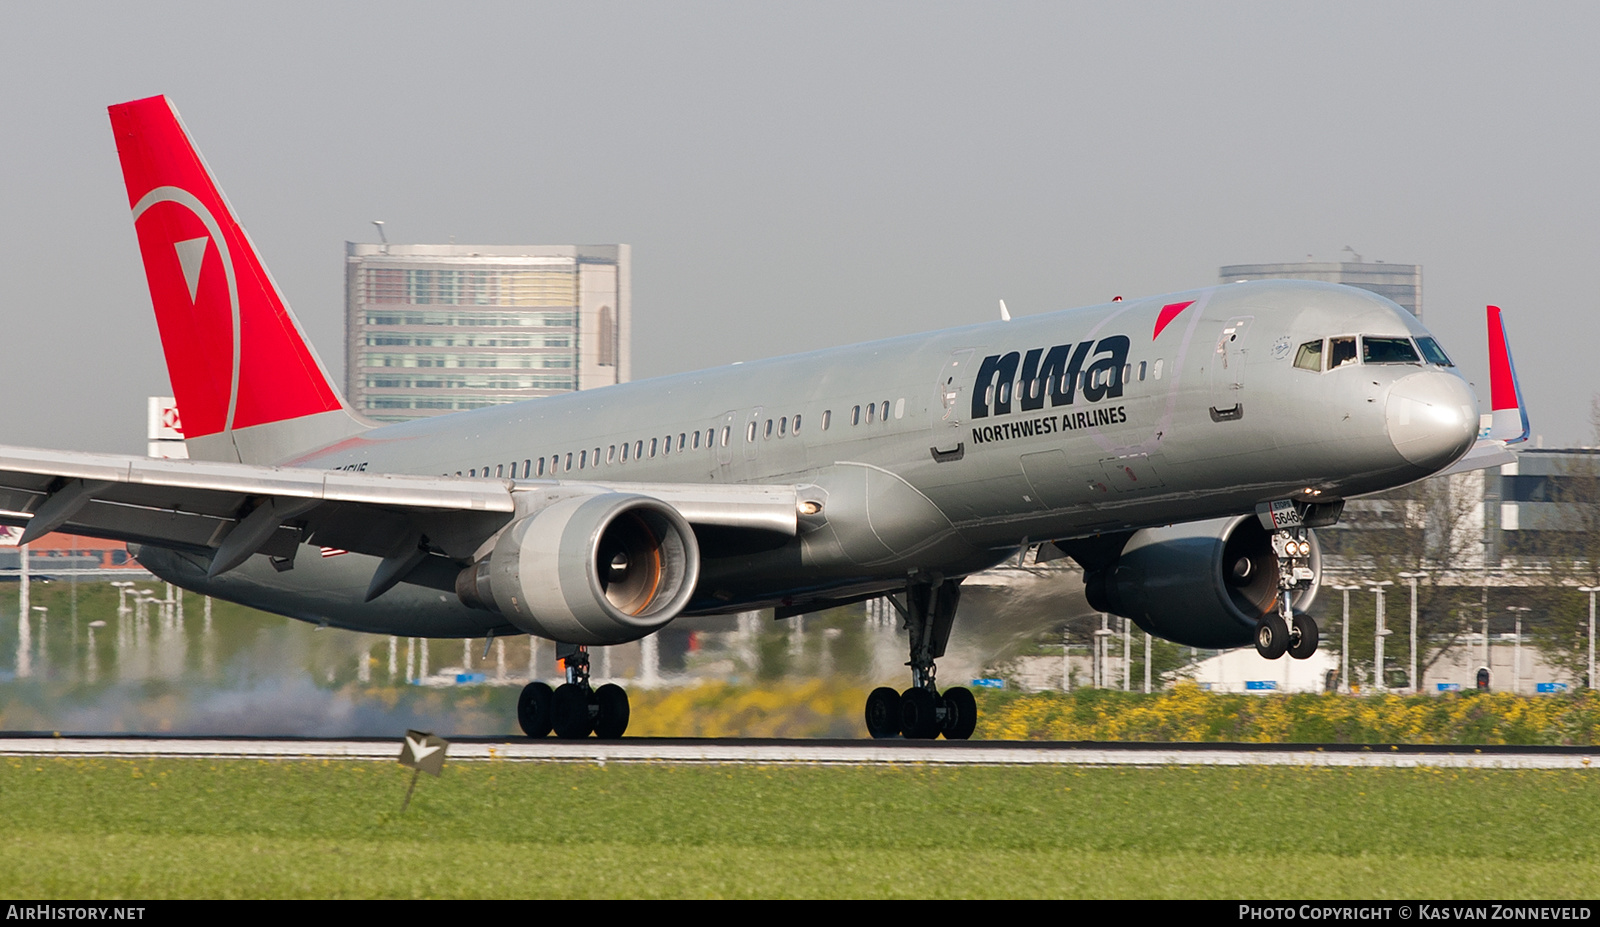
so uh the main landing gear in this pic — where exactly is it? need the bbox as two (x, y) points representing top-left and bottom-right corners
(865, 576), (978, 740)
(517, 643), (631, 739)
(1254, 530), (1319, 662)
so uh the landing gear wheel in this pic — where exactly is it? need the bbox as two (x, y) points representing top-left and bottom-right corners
(517, 681), (553, 738)
(551, 683), (594, 739)
(1288, 612), (1319, 660)
(865, 687), (903, 739)
(900, 687), (940, 739)
(592, 683), (630, 739)
(1255, 613), (1290, 660)
(940, 686), (977, 741)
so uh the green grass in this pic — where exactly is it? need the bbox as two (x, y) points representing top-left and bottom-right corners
(2, 757), (1598, 898)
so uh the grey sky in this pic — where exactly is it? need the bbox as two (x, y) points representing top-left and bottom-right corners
(2, 1), (1595, 452)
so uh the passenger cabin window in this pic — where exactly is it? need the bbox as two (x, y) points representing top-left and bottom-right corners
(822, 410), (831, 430)
(866, 403), (876, 424)
(851, 405), (861, 426)
(777, 417), (787, 437)
(721, 426), (731, 446)
(1417, 336), (1454, 367)
(1153, 359), (1164, 380)
(1294, 340), (1324, 372)
(765, 419), (773, 439)
(794, 414), (803, 433)
(880, 401), (890, 422)
(1329, 337), (1358, 369)
(1362, 336), (1421, 365)
(649, 438), (658, 458)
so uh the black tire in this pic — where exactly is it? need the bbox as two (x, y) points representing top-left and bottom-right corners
(593, 683), (630, 739)
(941, 686), (978, 741)
(1254, 613), (1290, 660)
(900, 687), (940, 739)
(517, 681), (554, 738)
(551, 683), (594, 739)
(865, 687), (902, 739)
(1288, 612), (1319, 660)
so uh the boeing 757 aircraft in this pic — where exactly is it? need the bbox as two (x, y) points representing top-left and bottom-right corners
(0, 96), (1528, 739)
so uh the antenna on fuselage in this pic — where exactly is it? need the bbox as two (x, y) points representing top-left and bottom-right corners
(999, 299), (1011, 322)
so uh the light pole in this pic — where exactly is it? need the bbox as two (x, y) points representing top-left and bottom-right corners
(32, 606), (47, 665)
(1399, 572), (1428, 692)
(1333, 584), (1360, 693)
(1094, 613), (1112, 688)
(111, 581), (133, 618)
(1580, 587), (1599, 691)
(1144, 630), (1152, 694)
(1122, 617), (1131, 691)
(1507, 606), (1531, 695)
(1370, 581), (1394, 692)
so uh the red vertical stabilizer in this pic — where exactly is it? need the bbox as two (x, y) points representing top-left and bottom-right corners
(109, 95), (366, 463)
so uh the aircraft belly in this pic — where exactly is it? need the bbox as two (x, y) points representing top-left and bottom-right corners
(132, 544), (506, 638)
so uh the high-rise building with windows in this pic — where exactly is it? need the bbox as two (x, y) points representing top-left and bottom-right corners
(1218, 260), (1423, 318)
(345, 243), (630, 422)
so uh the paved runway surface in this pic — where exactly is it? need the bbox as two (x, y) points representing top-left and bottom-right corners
(1, 734), (1596, 769)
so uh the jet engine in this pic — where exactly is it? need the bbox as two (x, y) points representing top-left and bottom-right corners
(1081, 515), (1319, 649)
(456, 493), (700, 645)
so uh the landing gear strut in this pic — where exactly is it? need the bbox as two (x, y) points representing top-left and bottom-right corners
(517, 643), (630, 739)
(1254, 529), (1319, 661)
(865, 575), (978, 740)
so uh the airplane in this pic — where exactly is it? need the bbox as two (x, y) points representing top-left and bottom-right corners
(0, 95), (1527, 740)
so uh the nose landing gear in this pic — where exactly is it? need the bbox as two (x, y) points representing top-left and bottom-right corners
(1253, 529), (1319, 661)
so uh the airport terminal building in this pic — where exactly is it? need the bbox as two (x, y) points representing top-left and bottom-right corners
(1219, 260), (1423, 318)
(344, 243), (631, 423)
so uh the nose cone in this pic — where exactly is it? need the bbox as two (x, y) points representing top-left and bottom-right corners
(1385, 371), (1478, 470)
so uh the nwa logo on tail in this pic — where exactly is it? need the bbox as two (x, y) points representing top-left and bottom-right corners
(971, 335), (1130, 419)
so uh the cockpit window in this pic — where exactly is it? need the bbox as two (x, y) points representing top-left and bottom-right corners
(1293, 340), (1323, 372)
(1362, 336), (1421, 364)
(1416, 336), (1454, 367)
(1329, 337), (1358, 369)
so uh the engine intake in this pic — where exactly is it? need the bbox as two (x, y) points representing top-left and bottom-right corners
(457, 493), (700, 645)
(1082, 515), (1319, 649)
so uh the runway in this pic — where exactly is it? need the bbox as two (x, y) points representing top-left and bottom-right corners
(1, 734), (1596, 769)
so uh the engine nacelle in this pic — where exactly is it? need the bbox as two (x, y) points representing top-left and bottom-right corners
(456, 493), (700, 645)
(1082, 516), (1320, 649)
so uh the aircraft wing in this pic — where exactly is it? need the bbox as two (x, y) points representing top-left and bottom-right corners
(1437, 304), (1529, 477)
(0, 444), (800, 581)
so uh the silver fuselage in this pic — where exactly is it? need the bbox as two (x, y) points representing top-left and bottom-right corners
(137, 279), (1478, 638)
